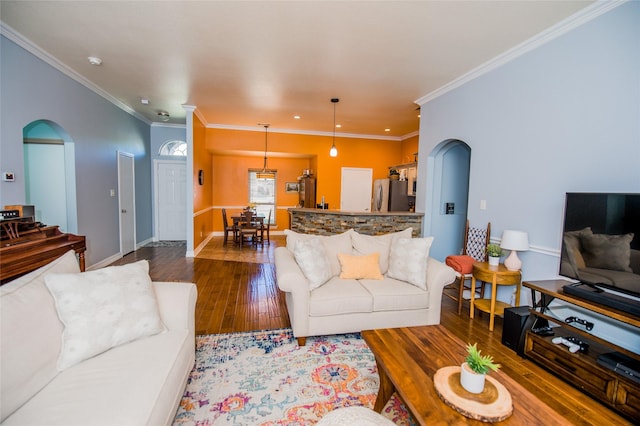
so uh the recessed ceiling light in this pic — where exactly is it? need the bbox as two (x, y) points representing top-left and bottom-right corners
(293, 115), (301, 119)
(88, 56), (102, 66)
(141, 98), (149, 105)
(384, 128), (391, 132)
(336, 124), (341, 128)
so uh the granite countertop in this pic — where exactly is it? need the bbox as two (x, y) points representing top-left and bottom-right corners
(288, 208), (423, 216)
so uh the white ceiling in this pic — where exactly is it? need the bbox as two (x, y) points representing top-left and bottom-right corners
(1, 1), (595, 138)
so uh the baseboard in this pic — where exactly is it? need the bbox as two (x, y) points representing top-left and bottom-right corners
(87, 252), (122, 271)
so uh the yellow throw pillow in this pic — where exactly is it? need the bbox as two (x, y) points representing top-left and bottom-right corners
(337, 253), (383, 280)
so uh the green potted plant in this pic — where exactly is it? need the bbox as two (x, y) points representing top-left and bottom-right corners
(460, 343), (500, 393)
(388, 169), (400, 180)
(486, 244), (502, 266)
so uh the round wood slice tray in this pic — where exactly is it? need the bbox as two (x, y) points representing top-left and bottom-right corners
(433, 366), (513, 422)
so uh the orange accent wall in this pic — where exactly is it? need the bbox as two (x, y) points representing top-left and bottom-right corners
(193, 114), (213, 247)
(401, 135), (419, 164)
(205, 127), (414, 232)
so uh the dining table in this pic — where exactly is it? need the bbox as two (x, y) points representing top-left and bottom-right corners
(231, 212), (265, 227)
(230, 212), (265, 245)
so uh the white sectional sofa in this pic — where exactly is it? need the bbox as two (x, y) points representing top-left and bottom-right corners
(275, 229), (456, 345)
(0, 250), (197, 426)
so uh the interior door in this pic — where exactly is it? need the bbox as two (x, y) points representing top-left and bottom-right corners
(156, 161), (187, 240)
(340, 167), (373, 212)
(117, 152), (136, 255)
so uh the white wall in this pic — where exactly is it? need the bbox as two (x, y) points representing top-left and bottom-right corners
(418, 2), (640, 284)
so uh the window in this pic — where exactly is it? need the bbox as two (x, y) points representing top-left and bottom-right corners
(159, 140), (187, 156)
(248, 169), (276, 225)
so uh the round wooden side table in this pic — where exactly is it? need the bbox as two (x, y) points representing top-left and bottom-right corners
(469, 262), (521, 331)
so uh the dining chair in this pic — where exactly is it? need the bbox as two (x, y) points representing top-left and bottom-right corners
(221, 208), (236, 245)
(259, 209), (272, 245)
(238, 211), (259, 248)
(443, 220), (491, 315)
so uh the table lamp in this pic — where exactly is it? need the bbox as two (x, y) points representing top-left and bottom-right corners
(500, 230), (529, 271)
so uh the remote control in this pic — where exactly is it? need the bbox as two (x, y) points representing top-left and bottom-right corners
(552, 337), (580, 353)
(532, 326), (554, 336)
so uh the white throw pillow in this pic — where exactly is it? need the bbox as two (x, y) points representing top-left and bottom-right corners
(387, 237), (434, 290)
(293, 238), (333, 290)
(351, 228), (413, 274)
(45, 260), (166, 370)
(285, 229), (353, 277)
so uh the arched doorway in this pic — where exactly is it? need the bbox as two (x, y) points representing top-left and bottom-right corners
(23, 120), (78, 233)
(425, 139), (471, 261)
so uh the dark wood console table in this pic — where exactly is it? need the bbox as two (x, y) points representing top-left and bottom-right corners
(523, 280), (640, 421)
(1, 226), (86, 283)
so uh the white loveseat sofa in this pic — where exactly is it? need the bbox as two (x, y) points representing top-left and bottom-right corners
(275, 229), (455, 345)
(0, 250), (197, 426)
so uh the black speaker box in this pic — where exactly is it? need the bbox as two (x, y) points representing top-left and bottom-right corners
(502, 306), (531, 355)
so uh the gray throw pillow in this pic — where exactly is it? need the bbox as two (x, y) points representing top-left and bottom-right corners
(562, 228), (591, 274)
(581, 232), (633, 272)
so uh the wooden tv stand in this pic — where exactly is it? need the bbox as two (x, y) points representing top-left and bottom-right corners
(522, 280), (640, 421)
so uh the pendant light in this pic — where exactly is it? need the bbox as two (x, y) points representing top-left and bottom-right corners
(256, 123), (274, 180)
(329, 98), (339, 157)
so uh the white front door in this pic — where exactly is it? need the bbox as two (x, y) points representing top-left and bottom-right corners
(155, 161), (187, 240)
(117, 152), (136, 255)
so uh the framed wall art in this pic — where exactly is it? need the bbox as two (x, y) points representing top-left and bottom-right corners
(285, 182), (299, 193)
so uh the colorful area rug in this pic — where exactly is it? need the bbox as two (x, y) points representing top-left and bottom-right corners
(173, 328), (414, 425)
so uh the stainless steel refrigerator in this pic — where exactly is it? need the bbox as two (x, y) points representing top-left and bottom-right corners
(373, 179), (410, 212)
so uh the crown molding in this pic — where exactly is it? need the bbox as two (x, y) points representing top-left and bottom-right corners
(150, 122), (186, 129)
(1, 21), (152, 125)
(206, 123), (404, 141)
(415, 0), (626, 106)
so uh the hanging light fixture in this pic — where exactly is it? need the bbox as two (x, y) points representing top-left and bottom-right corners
(329, 98), (339, 157)
(256, 123), (275, 180)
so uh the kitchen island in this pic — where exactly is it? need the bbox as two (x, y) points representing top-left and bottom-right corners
(288, 208), (424, 236)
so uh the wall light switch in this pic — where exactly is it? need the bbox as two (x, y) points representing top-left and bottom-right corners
(110, 189), (116, 197)
(480, 200), (487, 210)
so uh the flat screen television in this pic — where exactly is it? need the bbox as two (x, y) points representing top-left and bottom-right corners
(559, 193), (640, 315)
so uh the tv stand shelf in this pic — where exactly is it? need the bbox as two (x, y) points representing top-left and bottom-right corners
(522, 280), (640, 421)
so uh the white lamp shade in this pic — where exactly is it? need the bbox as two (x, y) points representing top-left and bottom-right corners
(500, 230), (529, 251)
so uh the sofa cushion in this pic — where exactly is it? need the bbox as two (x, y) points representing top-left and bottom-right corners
(45, 260), (166, 370)
(2, 329), (193, 426)
(0, 250), (80, 422)
(309, 277), (373, 317)
(337, 253), (383, 280)
(351, 228), (413, 274)
(293, 238), (332, 290)
(581, 232), (633, 272)
(360, 278), (430, 311)
(285, 229), (353, 277)
(387, 237), (434, 290)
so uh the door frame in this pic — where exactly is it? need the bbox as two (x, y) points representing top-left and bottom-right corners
(424, 139), (471, 261)
(117, 151), (136, 255)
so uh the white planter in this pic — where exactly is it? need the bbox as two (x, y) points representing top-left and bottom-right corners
(460, 362), (486, 394)
(488, 256), (500, 266)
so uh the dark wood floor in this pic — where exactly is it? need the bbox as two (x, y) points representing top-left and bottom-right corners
(110, 236), (630, 425)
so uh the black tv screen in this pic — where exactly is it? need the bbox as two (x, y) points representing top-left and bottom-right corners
(559, 193), (640, 297)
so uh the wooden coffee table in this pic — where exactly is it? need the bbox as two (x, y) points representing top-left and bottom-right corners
(361, 326), (570, 425)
